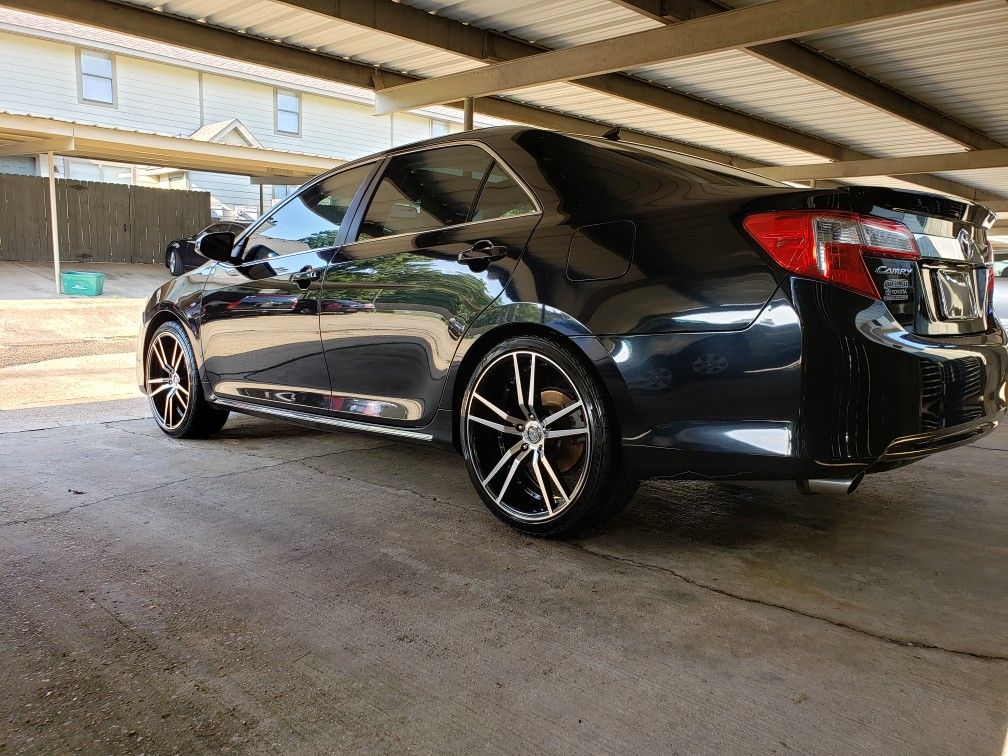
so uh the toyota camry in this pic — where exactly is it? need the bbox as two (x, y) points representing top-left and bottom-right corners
(137, 127), (1008, 535)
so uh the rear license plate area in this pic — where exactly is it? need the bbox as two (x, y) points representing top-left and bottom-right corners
(933, 268), (979, 321)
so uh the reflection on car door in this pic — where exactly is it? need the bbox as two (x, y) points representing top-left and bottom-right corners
(320, 145), (540, 424)
(199, 162), (376, 414)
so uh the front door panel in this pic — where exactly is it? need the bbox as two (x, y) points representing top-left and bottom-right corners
(200, 252), (331, 412)
(198, 161), (377, 414)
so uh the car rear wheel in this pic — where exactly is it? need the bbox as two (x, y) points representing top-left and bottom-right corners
(145, 321), (228, 438)
(460, 336), (638, 536)
(166, 247), (183, 276)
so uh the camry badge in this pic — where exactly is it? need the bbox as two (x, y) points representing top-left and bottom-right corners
(876, 265), (913, 276)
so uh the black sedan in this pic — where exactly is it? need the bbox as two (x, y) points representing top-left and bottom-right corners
(164, 221), (249, 276)
(136, 127), (1008, 535)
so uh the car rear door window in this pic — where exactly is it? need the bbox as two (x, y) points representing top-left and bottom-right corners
(241, 163), (373, 261)
(470, 162), (536, 221)
(356, 146), (494, 241)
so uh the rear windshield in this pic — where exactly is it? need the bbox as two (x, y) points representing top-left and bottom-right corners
(579, 136), (785, 187)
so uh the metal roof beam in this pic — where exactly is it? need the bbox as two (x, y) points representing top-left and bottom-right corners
(3, 0), (764, 169)
(373, 0), (969, 114)
(278, 0), (864, 161)
(757, 148), (1008, 181)
(0, 112), (337, 177)
(613, 0), (1002, 151)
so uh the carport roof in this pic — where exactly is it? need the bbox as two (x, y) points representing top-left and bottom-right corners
(4, 0), (1008, 242)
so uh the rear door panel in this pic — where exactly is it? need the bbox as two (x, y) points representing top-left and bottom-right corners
(319, 215), (536, 424)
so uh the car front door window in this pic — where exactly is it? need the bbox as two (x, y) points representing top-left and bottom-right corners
(242, 163), (374, 262)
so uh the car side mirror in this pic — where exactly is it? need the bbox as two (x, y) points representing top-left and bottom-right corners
(195, 231), (237, 263)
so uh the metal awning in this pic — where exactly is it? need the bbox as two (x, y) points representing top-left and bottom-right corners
(0, 112), (339, 179)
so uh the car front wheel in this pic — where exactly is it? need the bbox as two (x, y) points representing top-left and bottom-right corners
(460, 336), (637, 536)
(145, 321), (228, 438)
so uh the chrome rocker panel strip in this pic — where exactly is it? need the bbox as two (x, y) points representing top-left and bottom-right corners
(211, 396), (434, 441)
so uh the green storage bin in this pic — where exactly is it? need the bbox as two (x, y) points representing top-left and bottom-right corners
(61, 270), (105, 297)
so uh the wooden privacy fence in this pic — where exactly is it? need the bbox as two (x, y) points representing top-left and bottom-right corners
(0, 173), (210, 264)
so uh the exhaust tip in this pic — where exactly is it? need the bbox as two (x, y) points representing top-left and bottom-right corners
(796, 474), (863, 495)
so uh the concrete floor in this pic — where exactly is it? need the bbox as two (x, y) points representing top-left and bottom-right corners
(1, 400), (1006, 754)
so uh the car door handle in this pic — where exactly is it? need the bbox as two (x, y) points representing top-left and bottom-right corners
(290, 267), (322, 288)
(458, 239), (509, 265)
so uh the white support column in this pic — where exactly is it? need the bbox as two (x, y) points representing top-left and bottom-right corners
(259, 184), (265, 216)
(46, 151), (61, 294)
(463, 97), (474, 131)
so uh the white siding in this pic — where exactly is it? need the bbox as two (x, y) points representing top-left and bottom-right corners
(392, 112), (435, 148)
(0, 31), (201, 137)
(302, 92), (393, 158)
(201, 74), (396, 159)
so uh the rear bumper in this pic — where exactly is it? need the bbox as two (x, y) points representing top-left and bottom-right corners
(611, 281), (1008, 481)
(873, 418), (999, 468)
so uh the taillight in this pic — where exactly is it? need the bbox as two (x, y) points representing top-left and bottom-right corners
(743, 211), (920, 299)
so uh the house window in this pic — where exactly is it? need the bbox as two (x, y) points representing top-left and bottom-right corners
(275, 89), (301, 135)
(431, 119), (450, 137)
(79, 49), (115, 105)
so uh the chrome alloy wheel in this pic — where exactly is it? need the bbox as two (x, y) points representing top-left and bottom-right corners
(464, 350), (591, 523)
(146, 331), (190, 431)
(168, 249), (179, 274)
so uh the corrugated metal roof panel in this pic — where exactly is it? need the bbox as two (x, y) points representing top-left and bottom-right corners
(797, 0), (1008, 145)
(402, 0), (661, 47)
(630, 50), (967, 159)
(935, 168), (1008, 199)
(136, 0), (483, 78)
(506, 82), (824, 164)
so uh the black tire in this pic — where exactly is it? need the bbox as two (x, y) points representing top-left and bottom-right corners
(166, 247), (183, 276)
(460, 335), (638, 536)
(144, 321), (229, 439)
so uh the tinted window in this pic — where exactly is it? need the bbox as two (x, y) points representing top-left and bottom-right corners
(357, 146), (493, 241)
(583, 137), (783, 187)
(471, 163), (536, 221)
(242, 163), (372, 261)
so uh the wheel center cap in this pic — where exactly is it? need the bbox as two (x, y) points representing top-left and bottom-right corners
(524, 422), (544, 445)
